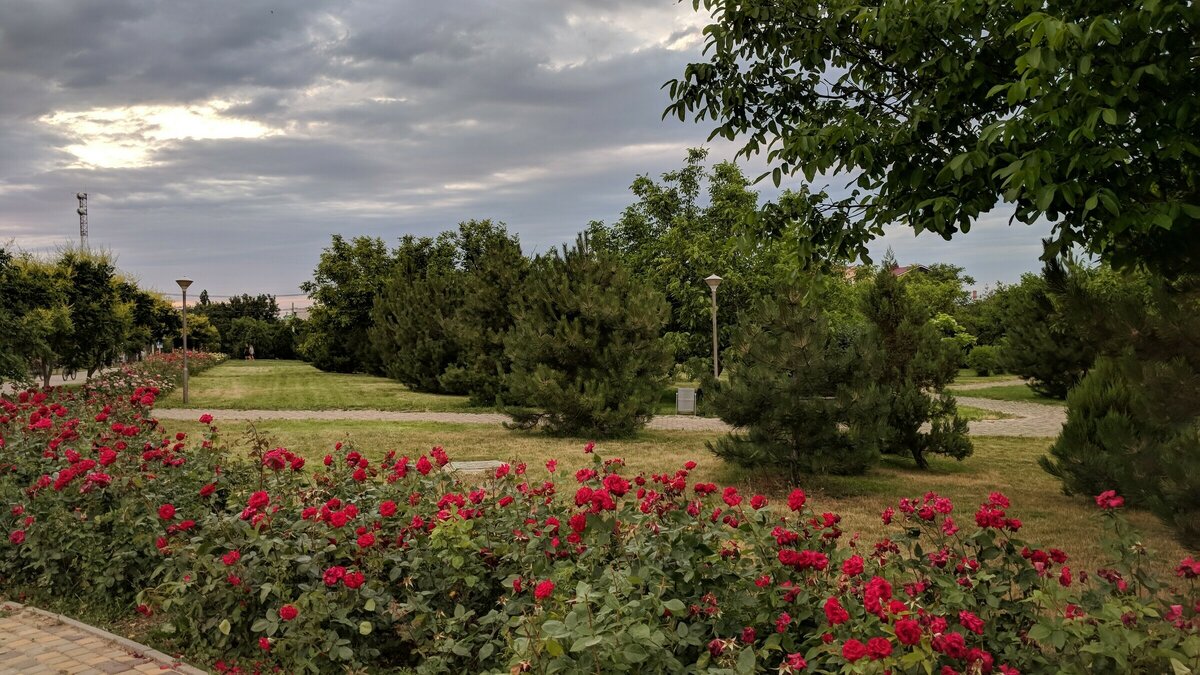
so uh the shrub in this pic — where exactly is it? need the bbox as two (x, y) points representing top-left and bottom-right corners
(1, 380), (1198, 674)
(967, 345), (1004, 376)
(862, 257), (972, 469)
(1001, 267), (1095, 398)
(502, 234), (672, 437)
(708, 284), (887, 478)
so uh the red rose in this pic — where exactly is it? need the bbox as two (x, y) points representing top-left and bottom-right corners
(1094, 490), (1125, 510)
(498, 495), (514, 507)
(323, 566), (346, 587)
(247, 491), (270, 510)
(534, 579), (555, 601)
(259, 637), (271, 651)
(842, 555), (864, 576)
(787, 489), (806, 512)
(8, 530), (25, 545)
(722, 486), (742, 507)
(198, 413), (213, 424)
(343, 570), (365, 589)
(222, 550), (240, 566)
(545, 459), (558, 473)
(775, 612), (791, 633)
(959, 610), (985, 635)
(784, 653), (807, 670)
(1059, 566), (1072, 587)
(842, 639), (868, 663)
(740, 626), (756, 644)
(416, 456), (433, 475)
(199, 482), (217, 497)
(357, 532), (375, 548)
(824, 597), (850, 625)
(379, 500), (396, 517)
(866, 637), (893, 660)
(895, 618), (922, 646)
(157, 504), (176, 520)
(279, 604), (298, 621)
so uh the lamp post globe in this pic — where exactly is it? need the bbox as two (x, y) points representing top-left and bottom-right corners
(705, 275), (722, 379)
(176, 278), (193, 404)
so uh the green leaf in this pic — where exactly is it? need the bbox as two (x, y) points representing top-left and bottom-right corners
(545, 639), (564, 658)
(358, 621), (372, 635)
(251, 618), (271, 633)
(571, 636), (604, 652)
(1101, 108), (1118, 125)
(365, 598), (376, 612)
(663, 599), (686, 614)
(218, 619), (231, 636)
(736, 647), (756, 674)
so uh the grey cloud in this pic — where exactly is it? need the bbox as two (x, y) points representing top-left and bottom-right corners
(0, 0), (1051, 299)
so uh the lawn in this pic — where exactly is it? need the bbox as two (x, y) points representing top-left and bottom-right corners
(172, 417), (1188, 577)
(950, 383), (1067, 406)
(158, 359), (479, 411)
(951, 369), (1020, 385)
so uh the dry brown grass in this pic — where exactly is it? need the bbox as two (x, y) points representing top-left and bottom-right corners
(169, 418), (1192, 577)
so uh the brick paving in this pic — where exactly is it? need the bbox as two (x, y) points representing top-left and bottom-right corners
(0, 603), (204, 675)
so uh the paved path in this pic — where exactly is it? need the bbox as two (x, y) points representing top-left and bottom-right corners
(948, 378), (1026, 390)
(154, 395), (1065, 437)
(0, 602), (204, 675)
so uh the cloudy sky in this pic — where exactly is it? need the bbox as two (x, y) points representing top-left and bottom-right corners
(0, 0), (1050, 305)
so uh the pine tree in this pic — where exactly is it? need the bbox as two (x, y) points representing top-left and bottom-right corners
(1041, 269), (1200, 545)
(1001, 264), (1097, 398)
(502, 234), (671, 437)
(439, 221), (529, 406)
(707, 281), (887, 480)
(862, 257), (972, 469)
(370, 269), (465, 394)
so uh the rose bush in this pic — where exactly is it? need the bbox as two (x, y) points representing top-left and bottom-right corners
(0, 363), (1197, 674)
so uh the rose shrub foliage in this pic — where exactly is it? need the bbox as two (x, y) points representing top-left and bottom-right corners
(1, 356), (1198, 674)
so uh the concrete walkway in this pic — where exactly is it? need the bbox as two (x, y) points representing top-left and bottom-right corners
(0, 602), (204, 675)
(948, 378), (1026, 390)
(154, 394), (1065, 437)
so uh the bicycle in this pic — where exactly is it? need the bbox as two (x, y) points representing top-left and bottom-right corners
(61, 367), (77, 381)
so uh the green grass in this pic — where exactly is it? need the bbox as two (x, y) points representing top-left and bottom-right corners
(957, 405), (1013, 421)
(950, 383), (1067, 406)
(158, 360), (479, 412)
(171, 418), (1187, 576)
(952, 368), (1020, 385)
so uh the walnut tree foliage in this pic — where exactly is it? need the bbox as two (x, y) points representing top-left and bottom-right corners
(666, 0), (1200, 274)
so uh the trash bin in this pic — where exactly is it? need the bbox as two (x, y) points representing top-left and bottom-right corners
(676, 387), (697, 415)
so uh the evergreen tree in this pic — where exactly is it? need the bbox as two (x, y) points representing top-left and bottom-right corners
(439, 221), (529, 405)
(369, 234), (463, 394)
(862, 257), (972, 469)
(708, 281), (887, 480)
(1001, 265), (1096, 398)
(1041, 270), (1200, 545)
(503, 234), (671, 437)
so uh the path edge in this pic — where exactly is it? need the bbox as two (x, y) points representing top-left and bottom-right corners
(0, 601), (208, 675)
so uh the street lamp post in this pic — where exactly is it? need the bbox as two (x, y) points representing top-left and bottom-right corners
(176, 277), (193, 404)
(705, 275), (722, 379)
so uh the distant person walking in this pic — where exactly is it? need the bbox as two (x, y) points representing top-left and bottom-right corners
(247, 344), (255, 361)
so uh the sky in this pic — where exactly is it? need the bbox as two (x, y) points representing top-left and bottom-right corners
(0, 0), (1052, 306)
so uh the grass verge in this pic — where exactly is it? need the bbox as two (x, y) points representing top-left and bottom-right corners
(951, 383), (1067, 406)
(158, 360), (479, 412)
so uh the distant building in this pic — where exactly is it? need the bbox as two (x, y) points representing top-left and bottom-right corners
(842, 263), (930, 282)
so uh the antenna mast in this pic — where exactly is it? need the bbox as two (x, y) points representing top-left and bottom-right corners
(76, 192), (88, 249)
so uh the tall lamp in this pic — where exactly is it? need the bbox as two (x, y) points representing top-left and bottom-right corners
(705, 274), (722, 379)
(176, 277), (193, 404)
